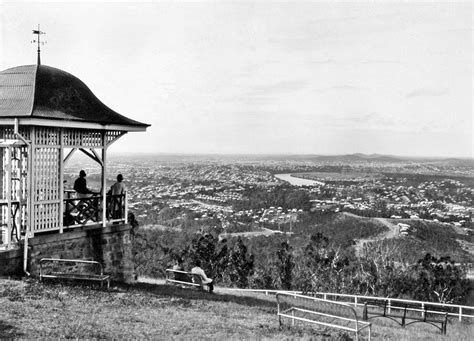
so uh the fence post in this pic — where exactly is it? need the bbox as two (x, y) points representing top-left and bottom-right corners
(421, 303), (425, 319)
(324, 293), (327, 300)
(459, 307), (462, 322)
(387, 299), (391, 314)
(291, 309), (295, 327)
(354, 296), (358, 308)
(124, 192), (128, 224)
(277, 294), (282, 326)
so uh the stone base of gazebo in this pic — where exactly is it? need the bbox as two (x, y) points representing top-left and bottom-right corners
(0, 224), (135, 283)
(0, 247), (23, 276)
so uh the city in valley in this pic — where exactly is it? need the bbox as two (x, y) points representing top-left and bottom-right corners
(65, 153), (473, 244)
(62, 153), (474, 315)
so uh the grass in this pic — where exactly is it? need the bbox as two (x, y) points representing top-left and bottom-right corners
(1, 278), (473, 339)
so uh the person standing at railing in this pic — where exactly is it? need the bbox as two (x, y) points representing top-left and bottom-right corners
(110, 174), (126, 195)
(74, 170), (93, 199)
(109, 174), (126, 219)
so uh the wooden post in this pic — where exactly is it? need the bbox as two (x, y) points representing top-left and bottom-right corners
(101, 132), (107, 227)
(5, 146), (11, 248)
(59, 129), (64, 233)
(124, 191), (128, 224)
(29, 127), (35, 237)
(23, 133), (33, 274)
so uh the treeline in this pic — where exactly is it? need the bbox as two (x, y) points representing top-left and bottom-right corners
(133, 228), (470, 305)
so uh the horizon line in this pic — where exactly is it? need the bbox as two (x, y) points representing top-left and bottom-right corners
(107, 151), (474, 160)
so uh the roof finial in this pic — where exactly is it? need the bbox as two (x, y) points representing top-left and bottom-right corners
(31, 25), (46, 65)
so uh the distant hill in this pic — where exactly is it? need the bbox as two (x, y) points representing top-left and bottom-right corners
(107, 152), (473, 166)
(281, 153), (473, 165)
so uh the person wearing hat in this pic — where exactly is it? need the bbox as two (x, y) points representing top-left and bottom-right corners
(74, 170), (92, 198)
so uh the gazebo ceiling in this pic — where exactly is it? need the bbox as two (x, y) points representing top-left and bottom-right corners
(0, 65), (149, 131)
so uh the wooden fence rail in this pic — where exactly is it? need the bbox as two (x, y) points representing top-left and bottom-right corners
(223, 288), (474, 322)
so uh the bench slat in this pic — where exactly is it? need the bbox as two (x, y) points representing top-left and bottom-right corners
(165, 269), (206, 290)
(277, 293), (371, 341)
(278, 313), (362, 333)
(39, 258), (110, 289)
(291, 307), (367, 324)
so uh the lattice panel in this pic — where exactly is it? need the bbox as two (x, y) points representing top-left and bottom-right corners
(35, 127), (60, 146)
(1, 145), (29, 242)
(33, 147), (60, 202)
(0, 126), (31, 140)
(106, 130), (125, 145)
(32, 203), (60, 231)
(3, 147), (28, 201)
(1, 148), (5, 200)
(1, 148), (6, 230)
(63, 129), (103, 147)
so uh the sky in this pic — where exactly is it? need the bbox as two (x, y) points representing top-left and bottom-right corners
(0, 0), (472, 158)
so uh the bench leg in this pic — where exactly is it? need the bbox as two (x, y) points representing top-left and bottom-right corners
(443, 314), (447, 334)
(362, 304), (368, 320)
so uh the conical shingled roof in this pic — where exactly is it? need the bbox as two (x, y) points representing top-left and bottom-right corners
(0, 64), (149, 131)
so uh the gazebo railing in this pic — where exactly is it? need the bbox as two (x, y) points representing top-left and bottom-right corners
(63, 193), (127, 228)
(0, 200), (22, 246)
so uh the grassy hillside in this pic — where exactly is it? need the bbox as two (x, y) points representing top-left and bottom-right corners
(1, 278), (472, 339)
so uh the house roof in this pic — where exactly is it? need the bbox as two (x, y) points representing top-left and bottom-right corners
(0, 64), (149, 131)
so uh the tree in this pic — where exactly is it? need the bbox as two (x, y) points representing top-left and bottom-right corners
(276, 241), (294, 290)
(224, 238), (254, 287)
(187, 233), (227, 280)
(410, 253), (469, 304)
(355, 240), (413, 297)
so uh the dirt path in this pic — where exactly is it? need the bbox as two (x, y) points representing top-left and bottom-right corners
(219, 227), (291, 239)
(373, 217), (400, 239)
(341, 213), (400, 256)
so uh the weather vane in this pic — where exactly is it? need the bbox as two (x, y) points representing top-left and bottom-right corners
(31, 24), (46, 65)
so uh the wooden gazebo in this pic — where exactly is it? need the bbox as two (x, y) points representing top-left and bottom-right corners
(0, 64), (149, 249)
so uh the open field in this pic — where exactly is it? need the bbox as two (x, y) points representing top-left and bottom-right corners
(1, 278), (473, 339)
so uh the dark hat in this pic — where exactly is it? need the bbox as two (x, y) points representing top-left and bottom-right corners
(79, 170), (86, 177)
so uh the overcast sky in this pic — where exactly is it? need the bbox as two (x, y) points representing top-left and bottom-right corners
(0, 0), (472, 157)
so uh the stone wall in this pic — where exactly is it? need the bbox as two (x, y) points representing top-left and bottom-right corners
(0, 247), (23, 276)
(27, 224), (135, 283)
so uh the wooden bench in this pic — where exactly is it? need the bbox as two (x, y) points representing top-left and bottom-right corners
(165, 269), (204, 290)
(39, 258), (110, 289)
(277, 293), (371, 341)
(362, 299), (448, 334)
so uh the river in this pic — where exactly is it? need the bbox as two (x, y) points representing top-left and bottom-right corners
(274, 173), (324, 186)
